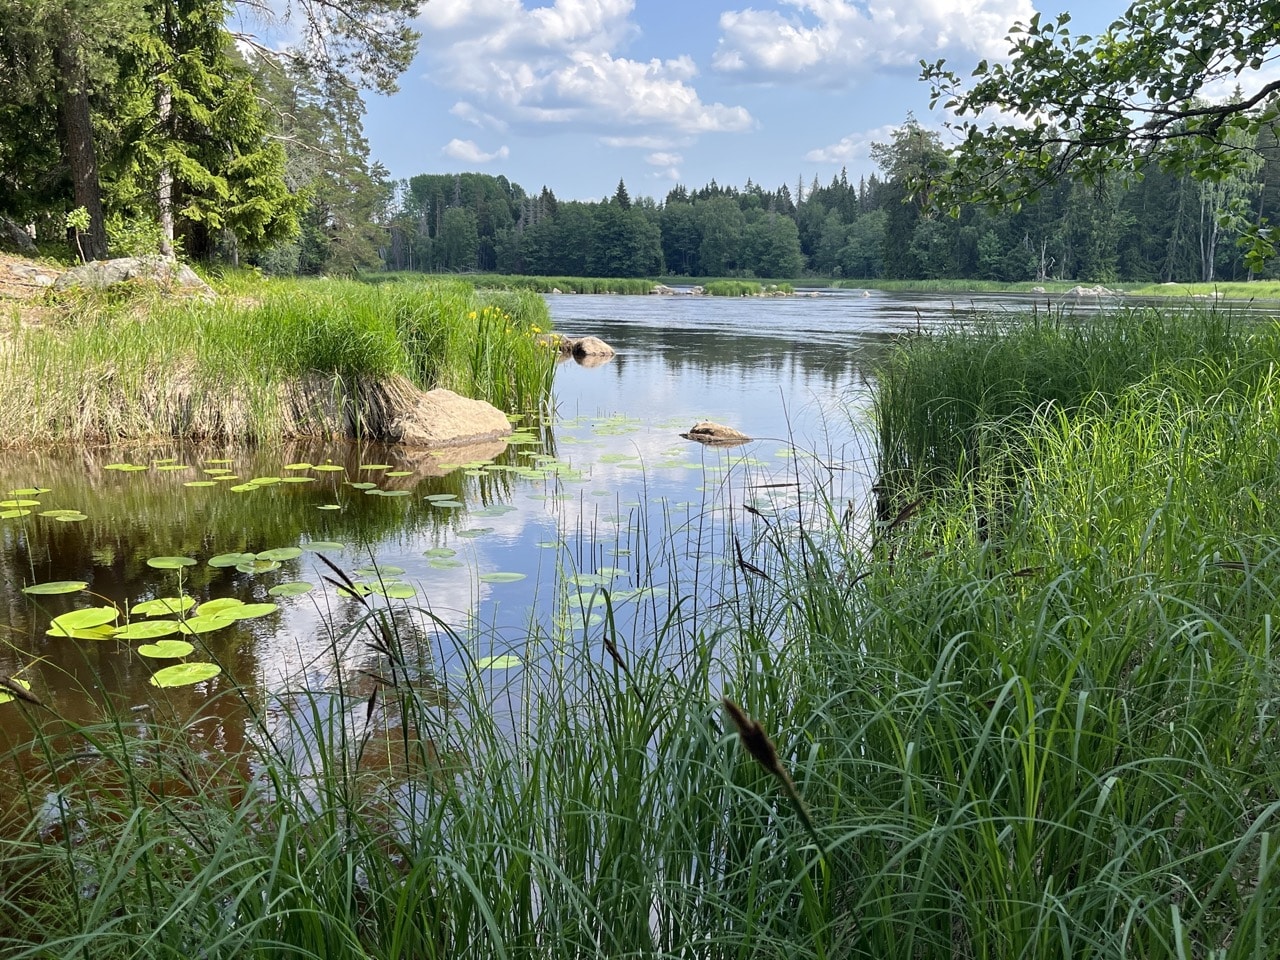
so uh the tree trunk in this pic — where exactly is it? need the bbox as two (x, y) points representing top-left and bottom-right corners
(52, 32), (108, 262)
(157, 83), (175, 258)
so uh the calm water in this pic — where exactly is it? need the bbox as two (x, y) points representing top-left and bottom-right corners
(0, 288), (1250, 750)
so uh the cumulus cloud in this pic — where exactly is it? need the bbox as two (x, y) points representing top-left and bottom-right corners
(713, 0), (1034, 85)
(645, 151), (683, 180)
(804, 124), (898, 163)
(450, 101), (509, 132)
(417, 0), (754, 136)
(442, 139), (511, 163)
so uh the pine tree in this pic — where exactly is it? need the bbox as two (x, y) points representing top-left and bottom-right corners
(613, 178), (631, 210)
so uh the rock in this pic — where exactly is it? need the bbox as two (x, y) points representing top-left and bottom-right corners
(1030, 286), (1047, 294)
(568, 336), (615, 359)
(387, 388), (514, 448)
(550, 287), (563, 294)
(680, 420), (752, 446)
(690, 285), (705, 296)
(651, 283), (678, 295)
(1066, 284), (1117, 298)
(860, 289), (872, 297)
(0, 217), (36, 255)
(53, 256), (215, 298)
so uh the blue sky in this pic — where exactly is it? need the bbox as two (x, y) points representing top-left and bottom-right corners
(362, 0), (1124, 202)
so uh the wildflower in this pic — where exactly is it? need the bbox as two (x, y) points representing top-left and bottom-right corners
(531, 325), (542, 334)
(468, 311), (477, 320)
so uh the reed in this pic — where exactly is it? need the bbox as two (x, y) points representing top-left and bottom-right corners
(0, 278), (556, 446)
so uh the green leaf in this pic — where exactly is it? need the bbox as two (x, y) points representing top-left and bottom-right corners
(22, 580), (87, 596)
(268, 581), (314, 597)
(115, 620), (181, 640)
(303, 540), (345, 551)
(196, 598), (245, 616)
(476, 655), (521, 670)
(220, 602), (279, 620)
(149, 662), (222, 688)
(176, 614), (235, 635)
(49, 607), (120, 636)
(354, 565), (405, 577)
(147, 556), (197, 570)
(131, 596), (196, 617)
(0, 678), (34, 705)
(137, 640), (195, 659)
(479, 572), (527, 583)
(257, 547), (303, 562)
(208, 552), (256, 568)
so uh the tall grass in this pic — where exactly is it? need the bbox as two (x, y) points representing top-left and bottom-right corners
(0, 278), (556, 445)
(368, 273), (659, 295)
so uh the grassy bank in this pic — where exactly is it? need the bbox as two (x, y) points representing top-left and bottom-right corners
(0, 278), (556, 445)
(5, 307), (1280, 956)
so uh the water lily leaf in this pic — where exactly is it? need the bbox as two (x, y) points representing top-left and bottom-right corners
(118, 464), (150, 472)
(0, 509), (31, 519)
(203, 468), (232, 475)
(386, 470), (413, 477)
(50, 607), (119, 636)
(184, 480), (218, 488)
(156, 464), (190, 472)
(313, 464), (346, 472)
(229, 484), (257, 492)
(428, 558), (464, 569)
(236, 559), (280, 574)
(221, 602), (279, 620)
(536, 541), (562, 549)
(0, 678), (34, 705)
(137, 640), (194, 659)
(152, 458), (177, 465)
(208, 552), (256, 568)
(39, 509), (87, 521)
(424, 493), (461, 502)
(360, 463), (392, 470)
(474, 504), (516, 517)
(257, 547), (302, 562)
(45, 625), (116, 640)
(278, 477), (314, 484)
(204, 458), (234, 465)
(456, 528), (493, 539)
(23, 580), (87, 596)
(131, 596), (196, 617)
(336, 583), (375, 598)
(476, 655), (521, 670)
(317, 504), (341, 511)
(371, 582), (416, 599)
(368, 488), (411, 497)
(568, 573), (611, 587)
(0, 499), (40, 508)
(347, 481), (377, 490)
(429, 500), (463, 509)
(8, 487), (51, 496)
(177, 614), (235, 635)
(424, 547), (456, 558)
(213, 475), (241, 482)
(115, 620), (180, 640)
(249, 477), (282, 486)
(303, 540), (345, 552)
(283, 463), (313, 471)
(354, 565), (405, 577)
(147, 556), (196, 570)
(479, 572), (527, 583)
(149, 662), (221, 688)
(268, 581), (314, 597)
(196, 598), (244, 616)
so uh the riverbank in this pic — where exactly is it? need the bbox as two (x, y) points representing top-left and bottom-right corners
(4, 301), (1279, 956)
(0, 271), (556, 446)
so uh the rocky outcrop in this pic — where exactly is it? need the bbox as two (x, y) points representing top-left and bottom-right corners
(680, 421), (752, 446)
(54, 256), (215, 299)
(559, 335), (616, 361)
(384, 387), (514, 448)
(0, 217), (36, 255)
(1066, 284), (1118, 298)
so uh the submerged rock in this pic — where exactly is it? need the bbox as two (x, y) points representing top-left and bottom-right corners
(680, 421), (752, 446)
(54, 256), (215, 299)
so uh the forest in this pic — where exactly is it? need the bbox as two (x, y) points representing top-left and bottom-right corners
(3, 1), (1279, 284)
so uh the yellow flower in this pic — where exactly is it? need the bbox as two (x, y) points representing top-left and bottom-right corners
(531, 325), (542, 334)
(468, 311), (477, 320)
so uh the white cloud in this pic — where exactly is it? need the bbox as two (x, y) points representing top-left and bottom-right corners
(417, 0), (754, 136)
(646, 151), (683, 181)
(600, 135), (690, 149)
(804, 123), (897, 163)
(450, 101), (509, 132)
(442, 139), (511, 163)
(713, 0), (1034, 85)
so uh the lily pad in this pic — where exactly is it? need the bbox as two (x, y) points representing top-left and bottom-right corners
(45, 624), (116, 640)
(456, 528), (494, 539)
(371, 582), (416, 599)
(479, 572), (527, 583)
(249, 477), (282, 486)
(22, 580), (87, 596)
(347, 481), (377, 490)
(147, 556), (197, 570)
(236, 559), (280, 574)
(313, 464), (346, 472)
(229, 483), (258, 492)
(0, 678), (35, 705)
(336, 583), (375, 598)
(360, 463), (392, 470)
(149, 662), (222, 688)
(424, 547), (456, 558)
(0, 509), (32, 520)
(196, 597), (245, 616)
(184, 480), (218, 488)
(156, 464), (190, 472)
(0, 499), (40, 508)
(368, 488), (411, 497)
(476, 655), (522, 670)
(50, 607), (120, 636)
(429, 500), (463, 509)
(424, 493), (461, 502)
(257, 547), (303, 562)
(131, 596), (196, 617)
(279, 476), (315, 484)
(303, 540), (345, 552)
(208, 552), (256, 568)
(317, 504), (342, 511)
(221, 602), (279, 621)
(8, 487), (51, 496)
(137, 640), (195, 659)
(268, 581), (314, 597)
(176, 614), (235, 635)
(354, 565), (405, 577)
(204, 458), (234, 465)
(283, 463), (313, 471)
(386, 470), (413, 477)
(428, 558), (464, 569)
(115, 620), (181, 640)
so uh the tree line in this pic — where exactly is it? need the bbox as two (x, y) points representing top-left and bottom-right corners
(4, 0), (1278, 285)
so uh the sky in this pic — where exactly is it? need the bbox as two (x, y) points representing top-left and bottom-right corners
(362, 0), (1125, 203)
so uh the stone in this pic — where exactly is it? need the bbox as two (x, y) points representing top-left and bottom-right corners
(387, 388), (514, 448)
(1066, 284), (1117, 298)
(680, 420), (752, 446)
(53, 256), (215, 298)
(0, 217), (36, 255)
(569, 335), (615, 359)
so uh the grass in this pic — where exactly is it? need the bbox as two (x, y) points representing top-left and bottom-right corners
(5, 306), (1280, 956)
(0, 278), (556, 445)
